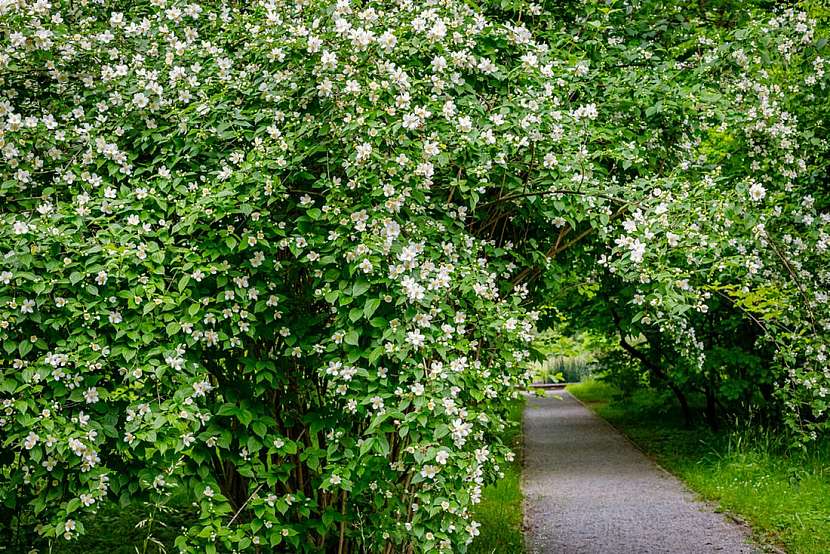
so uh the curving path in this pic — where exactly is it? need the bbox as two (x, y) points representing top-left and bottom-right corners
(523, 391), (759, 554)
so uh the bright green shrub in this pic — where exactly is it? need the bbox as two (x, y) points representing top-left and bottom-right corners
(510, 1), (830, 434)
(0, 0), (584, 550)
(2, 0), (829, 551)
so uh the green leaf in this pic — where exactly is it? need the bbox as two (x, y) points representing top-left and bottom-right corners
(344, 330), (359, 346)
(363, 298), (381, 319)
(178, 275), (190, 292)
(4, 340), (16, 355)
(18, 341), (32, 357)
(352, 280), (370, 297)
(367, 346), (384, 365)
(359, 437), (375, 457)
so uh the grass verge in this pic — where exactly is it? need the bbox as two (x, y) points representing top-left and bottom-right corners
(468, 397), (525, 554)
(567, 379), (830, 554)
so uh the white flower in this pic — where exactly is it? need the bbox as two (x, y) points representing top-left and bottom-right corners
(370, 396), (384, 410)
(132, 92), (149, 108)
(379, 30), (397, 51)
(543, 153), (558, 168)
(321, 50), (337, 69)
(84, 388), (100, 404)
(406, 329), (425, 348)
(24, 432), (39, 450)
(402, 112), (422, 130)
(435, 450), (449, 465)
(450, 357), (468, 373)
(427, 19), (447, 41)
(423, 141), (440, 157)
(420, 464), (439, 479)
(355, 142), (372, 162)
(629, 239), (646, 263)
(401, 276), (425, 302)
(457, 116), (472, 133)
(330, 474), (342, 486)
(95, 271), (108, 285)
(13, 221), (29, 234)
(749, 181), (766, 202)
(192, 380), (213, 397)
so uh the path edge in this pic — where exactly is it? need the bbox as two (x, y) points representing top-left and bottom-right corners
(564, 389), (784, 554)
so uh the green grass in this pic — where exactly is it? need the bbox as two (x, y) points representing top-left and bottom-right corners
(468, 397), (526, 554)
(568, 379), (830, 554)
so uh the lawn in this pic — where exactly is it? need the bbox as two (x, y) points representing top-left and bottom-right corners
(567, 380), (830, 554)
(468, 397), (526, 554)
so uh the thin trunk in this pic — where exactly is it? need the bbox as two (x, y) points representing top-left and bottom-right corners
(609, 304), (693, 426)
(705, 384), (719, 431)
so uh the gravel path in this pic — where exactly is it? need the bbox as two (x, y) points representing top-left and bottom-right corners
(523, 391), (759, 554)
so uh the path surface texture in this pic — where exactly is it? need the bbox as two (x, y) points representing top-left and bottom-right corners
(523, 391), (758, 554)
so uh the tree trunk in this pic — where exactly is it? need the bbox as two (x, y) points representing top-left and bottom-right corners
(705, 384), (719, 431)
(609, 304), (692, 426)
(668, 382), (693, 428)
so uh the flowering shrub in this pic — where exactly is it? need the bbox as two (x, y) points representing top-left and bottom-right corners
(507, 1), (830, 434)
(591, 5), (830, 435)
(0, 0), (598, 551)
(2, 0), (829, 551)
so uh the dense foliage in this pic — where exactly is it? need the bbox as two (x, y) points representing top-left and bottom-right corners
(0, 0), (577, 551)
(0, 0), (828, 552)
(516, 0), (830, 435)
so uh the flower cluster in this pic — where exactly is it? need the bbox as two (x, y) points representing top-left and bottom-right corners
(0, 0), (581, 551)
